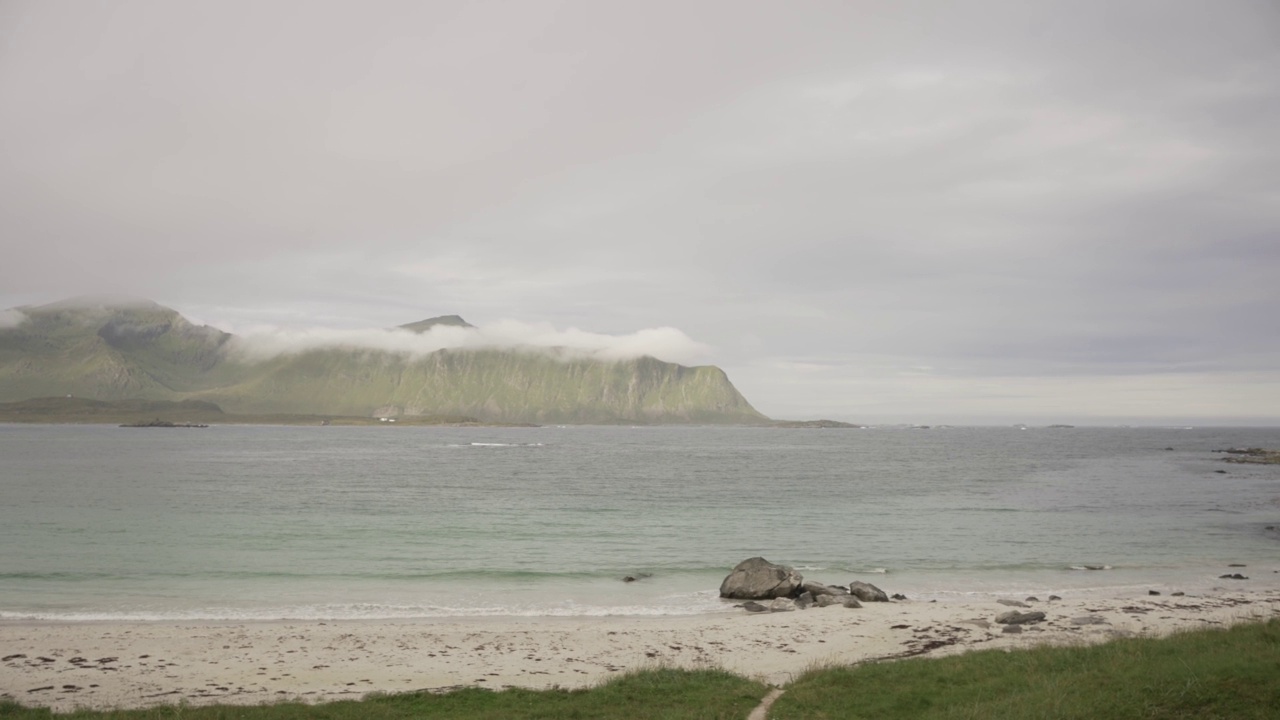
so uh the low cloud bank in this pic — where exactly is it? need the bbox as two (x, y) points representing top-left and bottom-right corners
(0, 309), (27, 329)
(230, 320), (711, 366)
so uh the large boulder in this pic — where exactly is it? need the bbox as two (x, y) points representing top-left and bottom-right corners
(719, 557), (804, 599)
(848, 581), (889, 602)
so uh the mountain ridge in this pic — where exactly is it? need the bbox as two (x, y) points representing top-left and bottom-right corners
(398, 314), (474, 333)
(0, 298), (768, 425)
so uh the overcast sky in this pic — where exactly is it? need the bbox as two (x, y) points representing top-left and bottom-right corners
(2, 1), (1278, 424)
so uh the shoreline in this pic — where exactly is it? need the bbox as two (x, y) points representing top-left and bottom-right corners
(4, 586), (1279, 712)
(5, 561), (1276, 625)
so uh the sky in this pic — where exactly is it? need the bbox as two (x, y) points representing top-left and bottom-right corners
(2, 1), (1278, 424)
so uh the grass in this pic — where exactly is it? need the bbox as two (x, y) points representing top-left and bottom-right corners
(772, 618), (1280, 719)
(0, 668), (767, 720)
(3, 621), (1277, 719)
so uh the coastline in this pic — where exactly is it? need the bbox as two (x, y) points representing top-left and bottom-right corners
(4, 585), (1279, 712)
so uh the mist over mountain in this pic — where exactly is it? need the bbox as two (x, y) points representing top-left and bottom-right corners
(0, 297), (765, 424)
(228, 316), (711, 366)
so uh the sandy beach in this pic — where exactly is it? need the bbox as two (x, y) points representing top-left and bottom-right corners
(4, 584), (1278, 712)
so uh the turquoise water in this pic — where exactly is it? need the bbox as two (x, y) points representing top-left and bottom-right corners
(1, 424), (1277, 620)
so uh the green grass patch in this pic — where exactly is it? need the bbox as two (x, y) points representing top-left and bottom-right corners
(772, 618), (1280, 719)
(0, 667), (767, 720)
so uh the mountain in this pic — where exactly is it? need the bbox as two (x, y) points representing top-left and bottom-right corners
(398, 314), (474, 333)
(0, 298), (767, 424)
(0, 296), (240, 400)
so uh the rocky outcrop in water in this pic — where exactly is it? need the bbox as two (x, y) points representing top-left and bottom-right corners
(1215, 448), (1280, 465)
(119, 417), (208, 428)
(771, 419), (863, 428)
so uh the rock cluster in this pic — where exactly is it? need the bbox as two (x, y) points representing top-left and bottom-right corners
(719, 557), (889, 613)
(1214, 447), (1280, 464)
(719, 558), (1073, 631)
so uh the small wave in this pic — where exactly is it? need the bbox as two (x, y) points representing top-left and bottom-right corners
(0, 571), (128, 581)
(789, 565), (888, 575)
(446, 442), (546, 448)
(915, 580), (1175, 603)
(1068, 565), (1114, 571)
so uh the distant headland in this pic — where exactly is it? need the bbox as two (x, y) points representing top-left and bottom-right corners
(0, 297), (772, 425)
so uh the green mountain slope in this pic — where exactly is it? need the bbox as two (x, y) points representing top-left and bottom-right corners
(0, 297), (243, 400)
(203, 348), (762, 424)
(0, 298), (767, 424)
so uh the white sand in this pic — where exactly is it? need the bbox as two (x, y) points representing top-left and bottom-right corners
(3, 586), (1278, 712)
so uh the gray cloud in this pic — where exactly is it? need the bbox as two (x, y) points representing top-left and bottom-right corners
(0, 309), (26, 329)
(2, 0), (1278, 422)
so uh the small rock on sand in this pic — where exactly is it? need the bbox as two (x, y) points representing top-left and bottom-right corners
(848, 581), (889, 603)
(769, 598), (796, 612)
(1070, 615), (1108, 626)
(995, 610), (1046, 625)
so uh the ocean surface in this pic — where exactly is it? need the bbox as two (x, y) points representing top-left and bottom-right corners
(1, 424), (1277, 621)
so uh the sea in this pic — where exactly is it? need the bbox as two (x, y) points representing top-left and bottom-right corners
(1, 423), (1277, 622)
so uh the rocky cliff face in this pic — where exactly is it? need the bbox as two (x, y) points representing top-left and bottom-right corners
(209, 347), (764, 424)
(0, 298), (767, 424)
